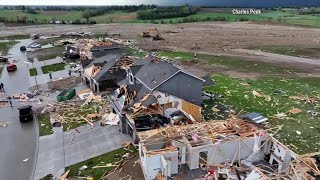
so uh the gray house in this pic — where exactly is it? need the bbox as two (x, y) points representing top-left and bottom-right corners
(83, 54), (127, 93)
(109, 56), (205, 142)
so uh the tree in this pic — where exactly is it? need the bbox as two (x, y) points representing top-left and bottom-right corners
(82, 10), (91, 23)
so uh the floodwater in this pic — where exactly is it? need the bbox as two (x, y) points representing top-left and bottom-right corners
(1, 39), (33, 94)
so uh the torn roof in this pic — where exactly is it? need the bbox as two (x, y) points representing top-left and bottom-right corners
(88, 54), (121, 67)
(92, 54), (123, 81)
(91, 42), (120, 50)
(127, 83), (151, 104)
(138, 119), (261, 146)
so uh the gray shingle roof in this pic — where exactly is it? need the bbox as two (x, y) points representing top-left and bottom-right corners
(134, 61), (179, 90)
(92, 54), (123, 81)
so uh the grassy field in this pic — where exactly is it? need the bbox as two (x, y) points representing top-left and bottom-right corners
(157, 51), (194, 61)
(29, 68), (37, 76)
(251, 45), (320, 58)
(0, 34), (30, 40)
(41, 63), (66, 74)
(38, 113), (53, 136)
(0, 41), (17, 55)
(92, 11), (137, 23)
(0, 10), (83, 22)
(27, 46), (64, 61)
(203, 75), (320, 154)
(124, 46), (147, 58)
(37, 53), (61, 61)
(66, 147), (136, 179)
(0, 8), (319, 27)
(156, 50), (302, 74)
(198, 54), (303, 74)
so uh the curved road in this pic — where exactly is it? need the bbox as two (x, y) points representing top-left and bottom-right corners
(0, 40), (38, 180)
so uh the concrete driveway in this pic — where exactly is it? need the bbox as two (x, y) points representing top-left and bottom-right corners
(35, 124), (132, 179)
(0, 106), (38, 180)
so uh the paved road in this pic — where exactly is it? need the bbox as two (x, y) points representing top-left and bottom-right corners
(233, 49), (320, 67)
(0, 106), (37, 180)
(0, 40), (39, 180)
(2, 39), (33, 94)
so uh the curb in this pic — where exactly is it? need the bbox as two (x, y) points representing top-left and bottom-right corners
(31, 113), (40, 180)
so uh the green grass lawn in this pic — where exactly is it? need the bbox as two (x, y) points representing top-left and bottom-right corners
(29, 68), (37, 76)
(0, 66), (3, 78)
(203, 75), (320, 154)
(156, 51), (194, 61)
(61, 105), (100, 131)
(37, 53), (61, 61)
(38, 113), (53, 136)
(66, 147), (136, 179)
(41, 63), (66, 74)
(124, 46), (147, 58)
(198, 54), (303, 74)
(251, 45), (320, 58)
(0, 34), (30, 40)
(0, 41), (17, 55)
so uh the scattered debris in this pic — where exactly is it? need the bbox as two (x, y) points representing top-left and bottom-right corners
(240, 112), (268, 124)
(79, 165), (88, 171)
(101, 113), (120, 126)
(252, 90), (263, 97)
(0, 122), (8, 127)
(212, 107), (221, 112)
(288, 108), (302, 114)
(77, 89), (93, 100)
(296, 131), (302, 135)
(274, 113), (287, 119)
(60, 170), (70, 180)
(239, 82), (250, 86)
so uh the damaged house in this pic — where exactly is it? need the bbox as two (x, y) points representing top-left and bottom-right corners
(83, 54), (135, 93)
(137, 119), (320, 180)
(80, 42), (123, 68)
(109, 56), (206, 142)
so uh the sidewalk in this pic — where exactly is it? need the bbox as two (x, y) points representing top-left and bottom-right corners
(34, 124), (132, 179)
(29, 69), (76, 87)
(32, 57), (64, 68)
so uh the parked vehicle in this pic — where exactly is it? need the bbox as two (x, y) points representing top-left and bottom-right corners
(30, 43), (42, 48)
(7, 63), (17, 72)
(20, 46), (26, 51)
(0, 56), (8, 62)
(18, 105), (33, 122)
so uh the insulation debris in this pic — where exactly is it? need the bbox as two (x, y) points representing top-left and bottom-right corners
(288, 108), (302, 114)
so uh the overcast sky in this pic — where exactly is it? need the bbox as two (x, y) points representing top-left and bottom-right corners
(0, 0), (319, 7)
(0, 0), (171, 6)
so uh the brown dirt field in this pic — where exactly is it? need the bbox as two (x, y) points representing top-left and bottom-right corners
(1, 22), (319, 53)
(2, 22), (319, 77)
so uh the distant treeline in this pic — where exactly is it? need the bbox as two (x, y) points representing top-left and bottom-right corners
(82, 4), (157, 18)
(137, 6), (199, 20)
(1, 5), (157, 12)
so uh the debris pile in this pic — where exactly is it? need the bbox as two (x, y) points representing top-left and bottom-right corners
(43, 98), (112, 130)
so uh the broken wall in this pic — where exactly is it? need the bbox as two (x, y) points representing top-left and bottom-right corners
(139, 146), (178, 180)
(187, 137), (260, 169)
